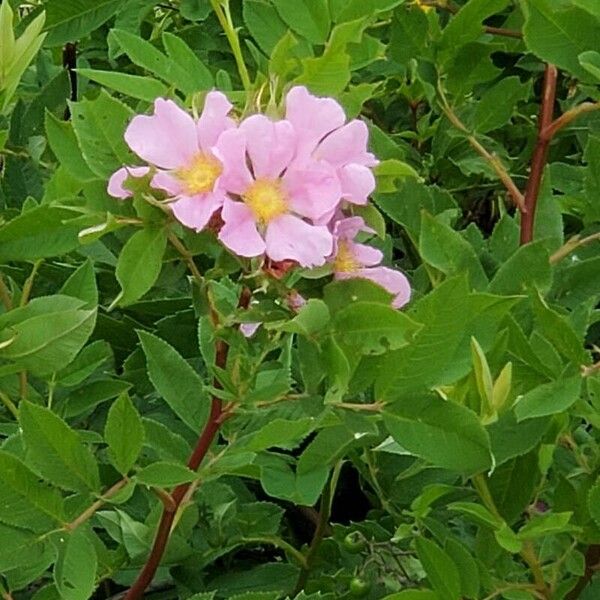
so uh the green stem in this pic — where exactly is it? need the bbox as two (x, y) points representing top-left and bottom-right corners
(242, 536), (308, 568)
(0, 391), (18, 419)
(20, 260), (42, 307)
(293, 465), (339, 594)
(209, 0), (252, 92)
(0, 273), (12, 311)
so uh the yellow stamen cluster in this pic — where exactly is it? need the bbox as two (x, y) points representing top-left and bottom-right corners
(334, 241), (360, 273)
(243, 179), (288, 224)
(176, 153), (222, 195)
(414, 0), (434, 12)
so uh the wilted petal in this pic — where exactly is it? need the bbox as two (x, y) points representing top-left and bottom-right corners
(285, 86), (346, 157)
(171, 190), (227, 232)
(218, 198), (265, 257)
(107, 166), (149, 198)
(125, 98), (199, 169)
(240, 115), (296, 179)
(197, 91), (235, 150)
(265, 215), (332, 267)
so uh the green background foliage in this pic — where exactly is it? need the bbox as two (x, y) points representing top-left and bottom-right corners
(0, 0), (599, 599)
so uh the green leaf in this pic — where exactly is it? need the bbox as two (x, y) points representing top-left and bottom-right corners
(384, 395), (493, 475)
(517, 512), (574, 540)
(415, 537), (461, 600)
(0, 523), (47, 572)
(109, 29), (196, 94)
(472, 77), (531, 133)
(115, 227), (167, 306)
(45, 111), (95, 182)
(162, 32), (213, 90)
(69, 90), (135, 178)
(138, 330), (210, 432)
(20, 401), (100, 492)
(53, 529), (98, 600)
(445, 538), (480, 599)
(136, 461), (197, 486)
(579, 50), (600, 82)
(522, 0), (600, 82)
(0, 450), (65, 532)
(389, 6), (429, 65)
(274, 299), (330, 336)
(44, 0), (121, 46)
(59, 259), (98, 308)
(488, 241), (551, 295)
(514, 377), (582, 421)
(272, 0), (330, 44)
(419, 212), (488, 289)
(295, 18), (367, 95)
(243, 0), (288, 55)
(105, 393), (144, 474)
(588, 480), (600, 529)
(0, 298), (96, 377)
(376, 278), (519, 399)
(77, 68), (168, 101)
(331, 0), (405, 22)
(55, 341), (112, 387)
(333, 301), (422, 355)
(439, 0), (510, 63)
(382, 593), (440, 600)
(0, 206), (83, 262)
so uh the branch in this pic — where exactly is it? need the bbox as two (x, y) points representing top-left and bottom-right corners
(519, 64), (558, 245)
(438, 85), (525, 211)
(543, 102), (600, 140)
(549, 232), (600, 264)
(123, 288), (251, 600)
(565, 545), (600, 599)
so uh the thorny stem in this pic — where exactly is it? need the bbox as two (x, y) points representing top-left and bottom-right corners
(520, 65), (558, 245)
(209, 0), (252, 92)
(124, 286), (251, 600)
(438, 85), (526, 211)
(65, 478), (129, 531)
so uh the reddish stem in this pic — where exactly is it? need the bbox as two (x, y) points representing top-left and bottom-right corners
(124, 288), (250, 600)
(519, 64), (558, 245)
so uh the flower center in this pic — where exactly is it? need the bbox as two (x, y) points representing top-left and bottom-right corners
(176, 153), (222, 195)
(243, 179), (288, 224)
(413, 0), (433, 12)
(334, 241), (360, 273)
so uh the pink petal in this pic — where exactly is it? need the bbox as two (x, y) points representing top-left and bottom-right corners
(240, 115), (296, 179)
(171, 190), (226, 232)
(333, 216), (371, 241)
(315, 120), (377, 168)
(197, 91), (235, 150)
(240, 322), (261, 337)
(125, 99), (199, 169)
(352, 243), (383, 267)
(218, 198), (265, 257)
(285, 86), (346, 157)
(283, 159), (341, 221)
(339, 163), (376, 204)
(151, 171), (183, 195)
(213, 129), (253, 195)
(107, 166), (150, 198)
(265, 215), (333, 267)
(348, 267), (412, 308)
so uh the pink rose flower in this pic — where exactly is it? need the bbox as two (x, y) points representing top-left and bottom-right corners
(285, 86), (379, 210)
(213, 114), (341, 267)
(107, 93), (235, 232)
(332, 217), (411, 309)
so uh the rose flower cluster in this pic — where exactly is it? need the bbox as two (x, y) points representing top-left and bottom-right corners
(108, 87), (410, 308)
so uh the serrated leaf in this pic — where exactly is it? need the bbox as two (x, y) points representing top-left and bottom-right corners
(115, 227), (167, 306)
(136, 461), (197, 487)
(415, 537), (461, 600)
(105, 393), (144, 474)
(53, 528), (97, 600)
(138, 330), (210, 432)
(77, 68), (168, 102)
(514, 377), (582, 421)
(20, 401), (100, 492)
